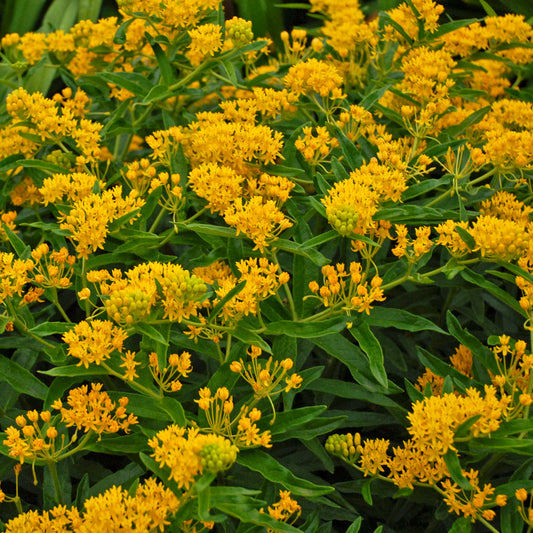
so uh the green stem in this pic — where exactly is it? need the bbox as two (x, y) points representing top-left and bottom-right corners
(468, 167), (497, 187)
(47, 461), (63, 505)
(270, 249), (298, 321)
(101, 362), (161, 400)
(81, 258), (90, 318)
(149, 207), (167, 233)
(51, 289), (72, 323)
(224, 335), (232, 364)
(5, 299), (56, 349)
(57, 431), (93, 461)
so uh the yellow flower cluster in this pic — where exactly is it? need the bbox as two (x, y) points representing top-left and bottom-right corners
(284, 58), (345, 100)
(4, 384), (136, 464)
(295, 126), (339, 166)
(62, 319), (128, 367)
(308, 262), (385, 314)
(441, 470), (503, 522)
(3, 409), (60, 465)
(58, 185), (144, 259)
(2, 87), (102, 163)
(0, 253), (34, 306)
(473, 99), (533, 172)
(230, 345), (303, 398)
(309, 0), (375, 62)
(392, 225), (433, 262)
(387, 0), (444, 41)
(4, 477), (180, 532)
(436, 191), (532, 262)
(9, 177), (42, 207)
(51, 383), (137, 437)
(443, 14), (533, 64)
(491, 335), (533, 417)
(148, 350), (193, 392)
(323, 158), (407, 241)
(327, 384), (511, 520)
(30, 244), (75, 289)
(187, 23), (223, 66)
(148, 424), (238, 489)
(88, 261), (207, 324)
(189, 258), (290, 340)
(195, 386), (272, 448)
(265, 490), (301, 531)
(39, 172), (103, 206)
(516, 488), (533, 529)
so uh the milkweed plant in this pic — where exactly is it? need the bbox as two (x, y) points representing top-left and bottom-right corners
(0, 0), (533, 531)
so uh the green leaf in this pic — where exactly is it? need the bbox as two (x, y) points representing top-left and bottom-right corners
(460, 268), (525, 316)
(180, 222), (237, 239)
(416, 347), (476, 391)
(132, 323), (169, 345)
(454, 226), (475, 250)
(28, 322), (72, 336)
(346, 517), (362, 533)
(3, 223), (30, 259)
(312, 334), (387, 392)
(209, 486), (302, 533)
(448, 517), (473, 533)
(209, 280), (247, 320)
(378, 12), (413, 43)
(0, 154), (23, 173)
(362, 307), (447, 334)
(301, 230), (339, 250)
(350, 323), (387, 389)
(78, 0), (103, 22)
(89, 433), (150, 453)
(362, 478), (373, 505)
(359, 84), (393, 112)
(39, 365), (109, 377)
(159, 396), (187, 425)
(20, 158), (69, 175)
(274, 238), (329, 267)
(150, 42), (175, 85)
(265, 318), (349, 338)
(267, 406), (327, 437)
(237, 449), (334, 497)
(441, 106), (490, 139)
(376, 204), (459, 223)
(75, 473), (91, 510)
(89, 72), (154, 98)
(446, 311), (499, 375)
(0, 355), (48, 400)
(231, 326), (272, 353)
(443, 449), (472, 490)
(469, 437), (533, 454)
(480, 0), (497, 16)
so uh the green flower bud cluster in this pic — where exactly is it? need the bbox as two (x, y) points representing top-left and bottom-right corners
(106, 288), (151, 325)
(45, 149), (75, 169)
(325, 432), (361, 464)
(160, 268), (207, 303)
(328, 206), (359, 237)
(200, 441), (238, 474)
(226, 17), (254, 47)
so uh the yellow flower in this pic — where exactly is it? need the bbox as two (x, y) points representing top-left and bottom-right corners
(148, 425), (238, 489)
(224, 196), (292, 252)
(53, 383), (137, 436)
(189, 163), (244, 214)
(187, 23), (222, 66)
(284, 58), (344, 99)
(62, 319), (128, 368)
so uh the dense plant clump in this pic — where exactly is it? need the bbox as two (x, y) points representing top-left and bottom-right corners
(1, 0), (533, 531)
